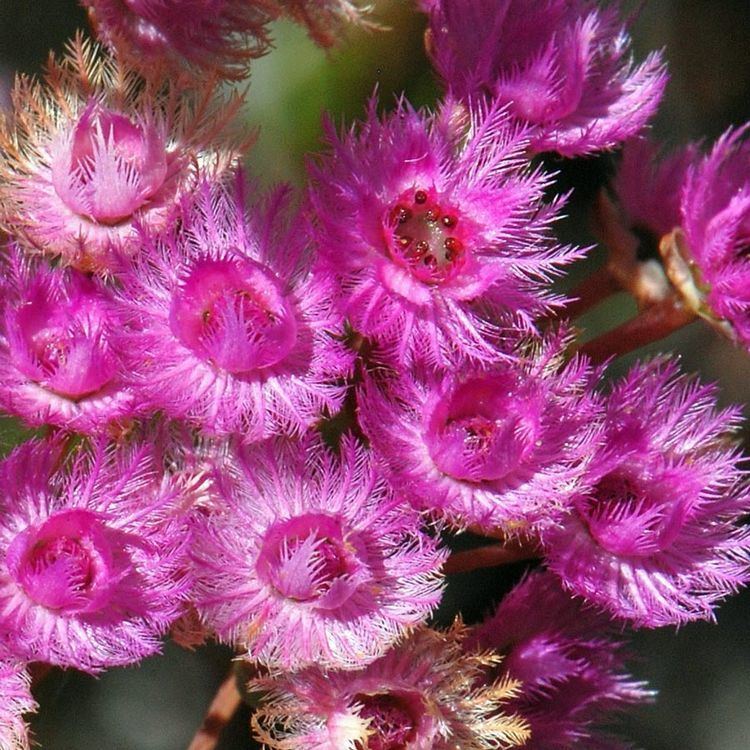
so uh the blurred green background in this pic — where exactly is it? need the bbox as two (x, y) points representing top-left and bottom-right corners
(1, 1), (749, 748)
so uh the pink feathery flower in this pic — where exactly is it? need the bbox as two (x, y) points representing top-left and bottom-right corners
(671, 126), (750, 349)
(0, 37), (244, 271)
(422, 0), (667, 157)
(82, 0), (271, 81)
(0, 438), (190, 673)
(0, 660), (36, 750)
(470, 570), (652, 749)
(191, 436), (446, 671)
(308, 97), (578, 367)
(358, 335), (602, 531)
(249, 623), (530, 750)
(613, 137), (697, 245)
(0, 249), (133, 434)
(117, 175), (352, 441)
(544, 359), (750, 627)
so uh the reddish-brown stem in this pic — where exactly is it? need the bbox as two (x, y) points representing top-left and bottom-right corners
(444, 540), (540, 575)
(187, 671), (242, 750)
(579, 296), (697, 364)
(564, 265), (622, 319)
(588, 191), (672, 309)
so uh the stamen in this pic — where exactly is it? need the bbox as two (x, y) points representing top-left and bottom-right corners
(385, 187), (467, 284)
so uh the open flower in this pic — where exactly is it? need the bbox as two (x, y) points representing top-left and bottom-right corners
(544, 360), (750, 627)
(83, 0), (271, 81)
(470, 570), (652, 749)
(0, 438), (190, 672)
(250, 623), (529, 750)
(0, 660), (36, 750)
(0, 250), (132, 434)
(191, 437), (446, 671)
(308, 98), (576, 368)
(359, 335), (602, 531)
(117, 175), (352, 441)
(422, 0), (667, 156)
(0, 36), (243, 271)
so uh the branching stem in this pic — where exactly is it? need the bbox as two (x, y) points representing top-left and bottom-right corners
(579, 295), (697, 363)
(445, 539), (540, 575)
(187, 671), (242, 750)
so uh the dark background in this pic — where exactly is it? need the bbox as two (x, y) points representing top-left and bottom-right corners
(1, 1), (749, 748)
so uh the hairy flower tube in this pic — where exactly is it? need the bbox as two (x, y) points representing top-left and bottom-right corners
(668, 126), (750, 348)
(308, 97), (577, 367)
(422, 0), (667, 157)
(0, 37), (243, 271)
(358, 335), (602, 531)
(544, 360), (750, 627)
(0, 250), (132, 434)
(191, 437), (446, 671)
(249, 623), (530, 750)
(0, 438), (190, 672)
(0, 660), (36, 750)
(82, 0), (271, 81)
(470, 570), (652, 749)
(116, 176), (352, 441)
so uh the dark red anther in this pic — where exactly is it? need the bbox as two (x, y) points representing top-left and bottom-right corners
(414, 190), (428, 204)
(391, 204), (412, 224)
(415, 240), (429, 257)
(441, 214), (457, 229)
(444, 237), (462, 262)
(423, 254), (437, 268)
(425, 207), (441, 222)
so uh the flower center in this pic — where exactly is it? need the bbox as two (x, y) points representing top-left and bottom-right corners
(8, 274), (116, 400)
(384, 187), (466, 285)
(425, 373), (543, 483)
(257, 514), (364, 607)
(52, 100), (169, 225)
(5, 509), (115, 613)
(169, 257), (298, 374)
(354, 692), (422, 750)
(576, 471), (688, 557)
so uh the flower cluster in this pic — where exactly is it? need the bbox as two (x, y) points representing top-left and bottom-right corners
(0, 2), (747, 749)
